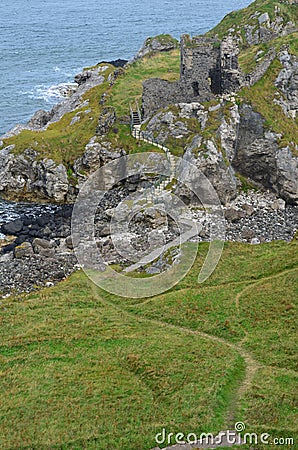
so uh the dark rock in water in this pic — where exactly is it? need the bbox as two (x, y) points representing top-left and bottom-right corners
(29, 223), (40, 231)
(2, 243), (16, 254)
(28, 230), (38, 237)
(100, 58), (128, 68)
(1, 219), (24, 235)
(56, 224), (70, 238)
(0, 204), (74, 260)
(61, 205), (73, 218)
(14, 234), (28, 245)
(23, 216), (35, 226)
(37, 214), (51, 227)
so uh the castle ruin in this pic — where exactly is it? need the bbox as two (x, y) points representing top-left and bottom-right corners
(142, 35), (241, 117)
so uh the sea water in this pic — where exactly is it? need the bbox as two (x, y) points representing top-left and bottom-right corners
(0, 0), (252, 135)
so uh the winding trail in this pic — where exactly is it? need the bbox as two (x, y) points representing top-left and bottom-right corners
(103, 120), (297, 447)
(90, 282), (259, 427)
(235, 266), (298, 312)
(90, 263), (298, 447)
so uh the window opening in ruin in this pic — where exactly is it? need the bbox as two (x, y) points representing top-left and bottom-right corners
(192, 81), (199, 96)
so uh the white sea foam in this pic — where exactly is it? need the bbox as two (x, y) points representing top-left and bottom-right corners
(21, 82), (78, 104)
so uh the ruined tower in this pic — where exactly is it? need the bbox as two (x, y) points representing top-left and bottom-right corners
(142, 34), (241, 118)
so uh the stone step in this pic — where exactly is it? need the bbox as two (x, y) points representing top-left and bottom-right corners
(130, 111), (177, 197)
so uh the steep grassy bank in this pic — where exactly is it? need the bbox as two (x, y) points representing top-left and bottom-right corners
(207, 0), (297, 44)
(0, 239), (297, 449)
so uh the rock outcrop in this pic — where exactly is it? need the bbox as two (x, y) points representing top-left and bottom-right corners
(0, 146), (70, 203)
(244, 11), (296, 46)
(131, 34), (178, 62)
(73, 136), (125, 178)
(96, 107), (116, 135)
(231, 104), (298, 204)
(142, 95), (298, 205)
(143, 102), (239, 204)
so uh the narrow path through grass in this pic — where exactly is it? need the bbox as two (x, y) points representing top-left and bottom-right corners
(90, 262), (298, 438)
(90, 285), (257, 431)
(235, 266), (298, 312)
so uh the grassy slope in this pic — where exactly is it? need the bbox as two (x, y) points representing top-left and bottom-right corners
(0, 50), (180, 168)
(206, 0), (297, 44)
(0, 239), (297, 449)
(108, 49), (180, 116)
(103, 49), (180, 156)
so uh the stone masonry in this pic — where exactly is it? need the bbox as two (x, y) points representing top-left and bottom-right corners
(142, 35), (241, 117)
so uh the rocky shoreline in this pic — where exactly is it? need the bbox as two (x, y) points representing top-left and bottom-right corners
(0, 187), (297, 298)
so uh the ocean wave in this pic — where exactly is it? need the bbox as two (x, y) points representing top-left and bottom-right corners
(53, 66), (79, 78)
(0, 198), (60, 228)
(20, 82), (78, 104)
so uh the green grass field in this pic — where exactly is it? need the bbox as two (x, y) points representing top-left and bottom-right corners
(0, 239), (297, 449)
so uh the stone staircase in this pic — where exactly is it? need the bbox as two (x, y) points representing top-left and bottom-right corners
(130, 104), (177, 202)
(123, 104), (196, 273)
(131, 111), (141, 128)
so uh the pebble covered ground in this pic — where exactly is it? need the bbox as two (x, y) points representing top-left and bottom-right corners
(0, 189), (297, 297)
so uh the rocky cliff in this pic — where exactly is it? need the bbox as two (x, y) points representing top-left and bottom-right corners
(141, 0), (298, 205)
(0, 0), (297, 206)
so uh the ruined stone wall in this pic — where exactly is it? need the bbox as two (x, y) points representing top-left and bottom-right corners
(142, 79), (183, 118)
(142, 34), (241, 118)
(220, 36), (242, 93)
(244, 48), (277, 87)
(180, 36), (221, 98)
